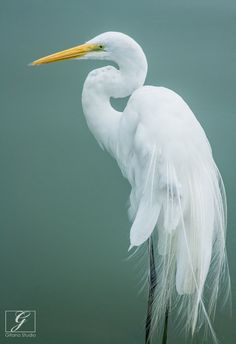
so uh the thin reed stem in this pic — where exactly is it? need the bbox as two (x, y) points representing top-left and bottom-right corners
(162, 305), (169, 344)
(145, 238), (157, 344)
(145, 237), (169, 344)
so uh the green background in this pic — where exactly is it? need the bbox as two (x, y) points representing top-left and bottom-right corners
(0, 0), (235, 343)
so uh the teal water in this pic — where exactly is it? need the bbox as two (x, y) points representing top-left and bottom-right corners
(0, 0), (235, 343)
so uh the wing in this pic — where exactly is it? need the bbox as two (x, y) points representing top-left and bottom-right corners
(116, 85), (230, 337)
(117, 86), (187, 248)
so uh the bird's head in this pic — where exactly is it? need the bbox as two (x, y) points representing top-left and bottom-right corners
(31, 31), (146, 67)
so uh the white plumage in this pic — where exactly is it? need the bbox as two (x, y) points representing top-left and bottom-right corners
(32, 31), (230, 342)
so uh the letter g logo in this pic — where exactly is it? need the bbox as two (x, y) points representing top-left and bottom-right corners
(11, 311), (31, 332)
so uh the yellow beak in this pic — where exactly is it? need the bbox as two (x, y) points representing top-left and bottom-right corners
(31, 43), (100, 66)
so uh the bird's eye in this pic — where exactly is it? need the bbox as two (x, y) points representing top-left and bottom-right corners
(99, 45), (104, 49)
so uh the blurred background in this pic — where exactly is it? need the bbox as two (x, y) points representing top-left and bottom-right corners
(0, 0), (235, 343)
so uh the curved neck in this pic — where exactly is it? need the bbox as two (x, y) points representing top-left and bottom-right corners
(81, 49), (147, 154)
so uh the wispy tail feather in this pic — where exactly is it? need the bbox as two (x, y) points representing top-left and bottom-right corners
(129, 146), (230, 341)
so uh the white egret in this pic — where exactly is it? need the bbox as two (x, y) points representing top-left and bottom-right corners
(32, 32), (230, 343)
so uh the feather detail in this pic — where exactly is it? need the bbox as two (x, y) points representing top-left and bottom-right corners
(129, 146), (230, 341)
(130, 146), (161, 246)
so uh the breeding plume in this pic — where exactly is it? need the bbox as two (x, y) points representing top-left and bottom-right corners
(32, 32), (230, 343)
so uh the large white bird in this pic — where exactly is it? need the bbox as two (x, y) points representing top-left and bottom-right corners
(32, 32), (230, 343)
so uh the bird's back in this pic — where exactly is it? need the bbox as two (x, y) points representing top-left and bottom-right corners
(125, 86), (211, 161)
